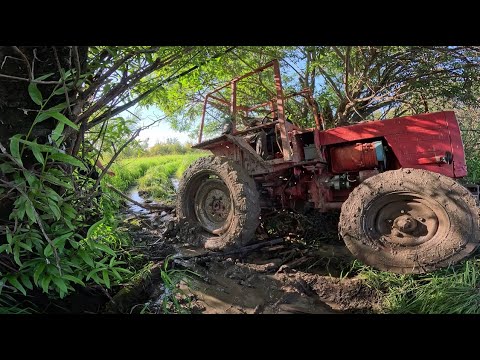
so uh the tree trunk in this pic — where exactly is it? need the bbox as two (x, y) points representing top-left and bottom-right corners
(0, 46), (88, 147)
(0, 46), (88, 219)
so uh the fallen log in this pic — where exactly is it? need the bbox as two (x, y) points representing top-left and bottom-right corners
(106, 261), (164, 313)
(171, 238), (285, 262)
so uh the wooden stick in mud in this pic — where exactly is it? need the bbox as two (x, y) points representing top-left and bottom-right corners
(105, 183), (174, 211)
(173, 238), (285, 261)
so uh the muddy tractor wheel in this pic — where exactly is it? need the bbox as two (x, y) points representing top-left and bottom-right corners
(339, 168), (480, 274)
(176, 156), (260, 251)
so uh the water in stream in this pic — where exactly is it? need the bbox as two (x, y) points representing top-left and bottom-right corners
(127, 177), (179, 215)
(127, 187), (150, 214)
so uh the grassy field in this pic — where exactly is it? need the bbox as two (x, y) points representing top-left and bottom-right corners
(105, 152), (207, 202)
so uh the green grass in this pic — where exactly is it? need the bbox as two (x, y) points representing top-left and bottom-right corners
(354, 257), (480, 314)
(105, 152), (207, 202)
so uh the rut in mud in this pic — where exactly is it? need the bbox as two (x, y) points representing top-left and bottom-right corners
(108, 185), (383, 314)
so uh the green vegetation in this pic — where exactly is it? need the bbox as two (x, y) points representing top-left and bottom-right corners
(355, 259), (480, 314)
(155, 256), (197, 314)
(106, 152), (206, 202)
(0, 85), (136, 311)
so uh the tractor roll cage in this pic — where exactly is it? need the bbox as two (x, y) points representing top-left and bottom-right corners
(197, 59), (324, 161)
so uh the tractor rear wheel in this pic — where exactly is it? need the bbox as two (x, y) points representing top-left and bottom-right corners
(339, 168), (480, 274)
(176, 156), (260, 250)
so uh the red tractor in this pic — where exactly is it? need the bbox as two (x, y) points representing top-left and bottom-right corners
(176, 60), (480, 274)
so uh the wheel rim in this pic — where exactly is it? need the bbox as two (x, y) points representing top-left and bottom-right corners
(194, 177), (233, 234)
(363, 191), (450, 247)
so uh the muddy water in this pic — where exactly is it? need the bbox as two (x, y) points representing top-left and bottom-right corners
(128, 178), (179, 216)
(127, 187), (150, 214)
(171, 178), (180, 192)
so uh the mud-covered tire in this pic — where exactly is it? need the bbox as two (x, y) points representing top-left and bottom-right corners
(339, 168), (480, 274)
(176, 156), (260, 251)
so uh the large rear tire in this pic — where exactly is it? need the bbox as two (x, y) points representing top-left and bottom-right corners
(176, 156), (260, 251)
(339, 168), (480, 274)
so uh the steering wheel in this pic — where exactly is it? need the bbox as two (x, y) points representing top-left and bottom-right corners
(261, 110), (276, 124)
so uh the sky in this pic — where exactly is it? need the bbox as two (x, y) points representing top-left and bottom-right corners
(122, 105), (193, 146)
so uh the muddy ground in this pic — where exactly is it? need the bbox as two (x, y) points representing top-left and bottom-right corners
(106, 188), (383, 314)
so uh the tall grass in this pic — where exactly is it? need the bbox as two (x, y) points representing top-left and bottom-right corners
(356, 258), (480, 314)
(104, 152), (207, 201)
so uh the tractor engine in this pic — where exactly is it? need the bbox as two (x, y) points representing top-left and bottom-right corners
(326, 140), (386, 190)
(272, 140), (388, 212)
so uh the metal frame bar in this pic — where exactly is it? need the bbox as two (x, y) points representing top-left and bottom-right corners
(197, 59), (323, 160)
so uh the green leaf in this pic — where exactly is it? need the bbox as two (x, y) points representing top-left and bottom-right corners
(28, 82), (43, 106)
(47, 199), (61, 221)
(90, 272), (102, 285)
(78, 250), (94, 267)
(0, 244), (10, 253)
(16, 202), (26, 221)
(0, 163), (16, 174)
(53, 232), (73, 251)
(59, 289), (67, 299)
(6, 227), (13, 245)
(50, 153), (87, 171)
(41, 276), (51, 293)
(33, 262), (46, 286)
(62, 274), (85, 287)
(86, 268), (103, 281)
(34, 111), (53, 124)
(102, 270), (111, 288)
(35, 73), (54, 81)
(13, 245), (22, 266)
(65, 218), (75, 231)
(62, 203), (77, 219)
(50, 112), (79, 131)
(23, 171), (37, 187)
(44, 186), (61, 202)
(17, 138), (59, 153)
(47, 102), (68, 112)
(25, 200), (36, 223)
(53, 87), (67, 95)
(20, 274), (33, 290)
(17, 241), (32, 252)
(31, 144), (45, 165)
(68, 238), (79, 249)
(94, 243), (116, 256)
(52, 277), (68, 294)
(51, 122), (65, 143)
(87, 219), (104, 238)
(44, 244), (53, 257)
(8, 276), (26, 295)
(9, 134), (23, 166)
(110, 268), (123, 281)
(114, 267), (133, 275)
(42, 172), (73, 190)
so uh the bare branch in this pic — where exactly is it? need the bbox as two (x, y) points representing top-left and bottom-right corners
(0, 73), (60, 84)
(52, 46), (73, 117)
(12, 46), (32, 80)
(72, 46), (82, 85)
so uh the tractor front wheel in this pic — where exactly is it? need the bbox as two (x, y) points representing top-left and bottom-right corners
(176, 156), (260, 251)
(339, 168), (480, 274)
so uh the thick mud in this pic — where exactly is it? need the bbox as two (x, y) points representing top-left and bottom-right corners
(113, 188), (383, 314)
